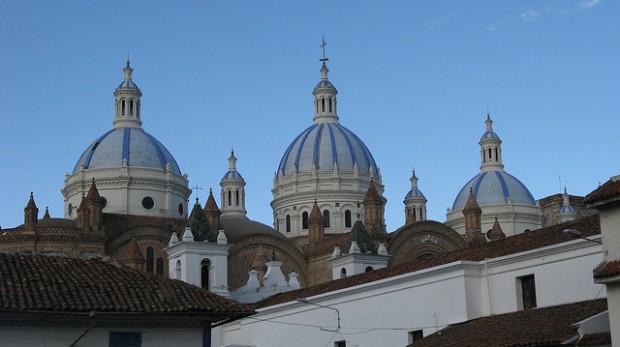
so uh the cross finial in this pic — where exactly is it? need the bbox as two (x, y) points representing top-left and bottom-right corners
(320, 36), (329, 63)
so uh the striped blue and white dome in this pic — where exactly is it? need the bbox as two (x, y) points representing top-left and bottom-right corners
(405, 188), (425, 199)
(223, 170), (243, 180)
(277, 122), (378, 178)
(73, 127), (181, 175)
(452, 170), (536, 211)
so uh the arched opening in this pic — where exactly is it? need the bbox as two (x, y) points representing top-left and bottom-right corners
(345, 210), (352, 228)
(228, 190), (232, 206)
(365, 266), (374, 272)
(146, 247), (154, 273)
(201, 258), (211, 289)
(175, 260), (182, 279)
(302, 212), (309, 230)
(488, 148), (492, 161)
(329, 98), (332, 112)
(129, 99), (134, 116)
(235, 190), (240, 206)
(156, 257), (164, 276)
(321, 98), (325, 112)
(323, 210), (330, 228)
(286, 215), (291, 233)
(121, 99), (126, 116)
(340, 268), (347, 278)
(495, 148), (499, 161)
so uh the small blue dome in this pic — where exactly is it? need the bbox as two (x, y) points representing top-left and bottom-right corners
(452, 171), (536, 210)
(74, 127), (181, 175)
(405, 188), (425, 199)
(315, 80), (336, 90)
(223, 170), (243, 180)
(559, 204), (577, 213)
(118, 80), (139, 89)
(480, 130), (500, 141)
(277, 123), (378, 177)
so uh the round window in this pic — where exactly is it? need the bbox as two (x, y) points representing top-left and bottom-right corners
(101, 197), (108, 208)
(142, 196), (155, 210)
(178, 203), (184, 216)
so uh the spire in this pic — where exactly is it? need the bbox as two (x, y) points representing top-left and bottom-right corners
(308, 200), (324, 243)
(479, 112), (504, 172)
(24, 192), (38, 230)
(489, 216), (506, 241)
(43, 207), (50, 219)
(363, 180), (385, 235)
(77, 179), (104, 232)
(203, 188), (222, 232)
(113, 60), (143, 128)
(313, 37), (339, 124)
(463, 188), (486, 245)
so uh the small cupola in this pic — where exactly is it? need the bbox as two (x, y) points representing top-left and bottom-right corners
(113, 60), (143, 128)
(479, 113), (504, 172)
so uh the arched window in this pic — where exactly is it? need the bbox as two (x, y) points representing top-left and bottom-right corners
(321, 98), (325, 112)
(121, 99), (126, 116)
(412, 208), (417, 221)
(136, 102), (140, 118)
(329, 98), (333, 112)
(315, 100), (319, 113)
(146, 247), (154, 273)
(323, 210), (330, 228)
(488, 148), (492, 161)
(201, 259), (211, 289)
(156, 258), (164, 276)
(302, 212), (309, 230)
(365, 266), (374, 272)
(286, 215), (291, 233)
(419, 207), (424, 220)
(340, 268), (347, 278)
(495, 148), (499, 161)
(345, 210), (352, 228)
(228, 190), (232, 206)
(236, 190), (240, 206)
(129, 99), (134, 116)
(175, 260), (181, 279)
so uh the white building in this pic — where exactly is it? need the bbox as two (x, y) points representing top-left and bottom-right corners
(214, 215), (606, 346)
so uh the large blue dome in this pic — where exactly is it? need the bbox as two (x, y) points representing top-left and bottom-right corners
(73, 127), (181, 175)
(452, 171), (536, 210)
(277, 122), (378, 178)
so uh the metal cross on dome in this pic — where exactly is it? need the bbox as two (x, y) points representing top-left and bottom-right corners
(320, 36), (329, 62)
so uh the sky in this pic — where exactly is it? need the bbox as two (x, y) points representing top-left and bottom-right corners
(1, 0), (618, 231)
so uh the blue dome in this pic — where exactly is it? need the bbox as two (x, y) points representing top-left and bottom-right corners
(118, 80), (139, 89)
(452, 171), (536, 210)
(223, 170), (243, 180)
(480, 130), (500, 141)
(74, 127), (181, 175)
(559, 204), (577, 213)
(277, 123), (378, 178)
(405, 188), (425, 199)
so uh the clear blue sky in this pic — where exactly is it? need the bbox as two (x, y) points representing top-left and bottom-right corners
(1, 1), (618, 231)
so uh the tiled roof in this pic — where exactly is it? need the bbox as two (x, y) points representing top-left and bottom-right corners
(409, 299), (607, 347)
(584, 177), (620, 206)
(593, 259), (620, 279)
(257, 214), (600, 308)
(0, 252), (253, 320)
(577, 332), (612, 346)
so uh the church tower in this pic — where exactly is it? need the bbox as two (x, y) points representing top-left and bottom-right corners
(404, 170), (427, 224)
(220, 150), (247, 217)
